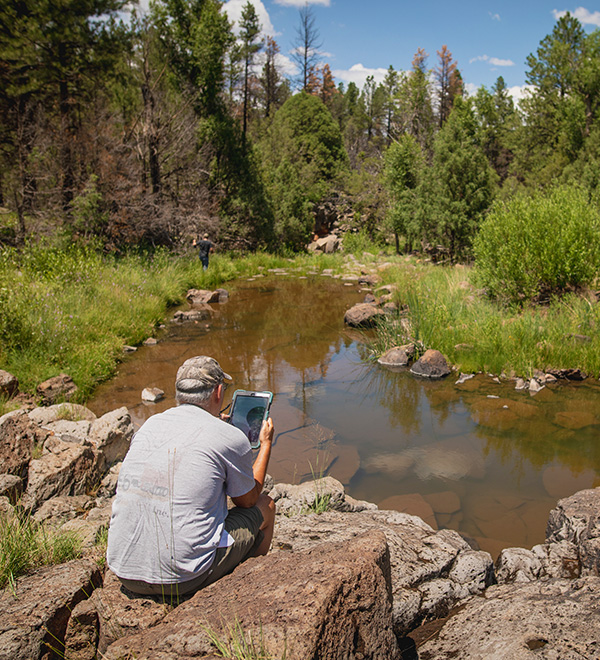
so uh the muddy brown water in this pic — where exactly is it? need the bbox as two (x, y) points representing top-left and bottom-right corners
(89, 275), (600, 558)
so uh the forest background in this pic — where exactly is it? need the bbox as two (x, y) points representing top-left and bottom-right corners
(3, 0), (600, 257)
(3, 1), (600, 398)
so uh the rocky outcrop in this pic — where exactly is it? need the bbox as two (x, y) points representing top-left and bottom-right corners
(418, 577), (600, 659)
(0, 559), (102, 660)
(104, 531), (400, 660)
(88, 407), (134, 470)
(308, 234), (341, 254)
(271, 506), (494, 636)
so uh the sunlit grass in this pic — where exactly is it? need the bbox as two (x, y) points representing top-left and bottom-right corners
(371, 259), (600, 378)
(0, 508), (83, 590)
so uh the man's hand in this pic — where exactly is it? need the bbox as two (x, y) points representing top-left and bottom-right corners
(259, 418), (274, 448)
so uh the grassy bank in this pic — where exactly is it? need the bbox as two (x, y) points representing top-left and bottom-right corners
(2, 236), (599, 414)
(0, 240), (345, 407)
(372, 259), (600, 378)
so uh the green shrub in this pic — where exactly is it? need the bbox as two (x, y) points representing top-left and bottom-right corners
(474, 186), (600, 302)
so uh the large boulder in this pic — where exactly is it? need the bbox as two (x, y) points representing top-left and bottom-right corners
(546, 487), (600, 576)
(89, 570), (173, 655)
(0, 369), (18, 398)
(0, 410), (39, 480)
(410, 349), (452, 379)
(271, 508), (494, 636)
(89, 407), (134, 469)
(36, 373), (78, 405)
(418, 577), (600, 659)
(22, 436), (100, 511)
(104, 531), (400, 660)
(344, 302), (385, 328)
(0, 558), (102, 660)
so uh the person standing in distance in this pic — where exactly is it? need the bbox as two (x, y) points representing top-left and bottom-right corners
(193, 232), (214, 270)
(106, 356), (275, 598)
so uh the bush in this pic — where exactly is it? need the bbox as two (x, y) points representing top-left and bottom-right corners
(474, 186), (600, 302)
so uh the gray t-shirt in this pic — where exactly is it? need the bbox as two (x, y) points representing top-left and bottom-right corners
(107, 404), (255, 584)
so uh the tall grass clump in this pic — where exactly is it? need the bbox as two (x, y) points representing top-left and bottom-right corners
(474, 186), (600, 303)
(0, 509), (83, 589)
(370, 259), (600, 378)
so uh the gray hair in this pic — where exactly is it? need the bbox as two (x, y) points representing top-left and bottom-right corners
(175, 383), (218, 408)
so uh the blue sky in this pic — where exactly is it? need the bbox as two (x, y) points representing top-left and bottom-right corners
(221, 1), (600, 101)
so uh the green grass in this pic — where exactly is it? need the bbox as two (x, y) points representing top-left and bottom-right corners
(370, 259), (600, 378)
(0, 508), (83, 590)
(203, 617), (282, 660)
(0, 239), (352, 403)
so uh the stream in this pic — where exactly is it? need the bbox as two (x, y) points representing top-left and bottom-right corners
(88, 275), (600, 558)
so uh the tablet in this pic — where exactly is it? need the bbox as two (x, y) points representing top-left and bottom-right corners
(229, 390), (273, 449)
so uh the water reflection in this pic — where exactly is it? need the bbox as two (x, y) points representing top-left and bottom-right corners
(89, 277), (600, 558)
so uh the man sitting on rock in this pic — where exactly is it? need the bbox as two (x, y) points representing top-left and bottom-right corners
(106, 356), (275, 598)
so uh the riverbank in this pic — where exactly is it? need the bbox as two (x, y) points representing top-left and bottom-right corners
(1, 239), (599, 416)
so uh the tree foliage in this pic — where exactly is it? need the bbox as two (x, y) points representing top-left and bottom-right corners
(261, 92), (348, 249)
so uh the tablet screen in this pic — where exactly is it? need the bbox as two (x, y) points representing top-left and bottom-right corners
(229, 391), (272, 448)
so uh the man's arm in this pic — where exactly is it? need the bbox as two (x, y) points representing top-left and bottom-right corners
(230, 418), (273, 508)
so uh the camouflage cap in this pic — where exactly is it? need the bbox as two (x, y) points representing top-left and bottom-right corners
(175, 356), (232, 393)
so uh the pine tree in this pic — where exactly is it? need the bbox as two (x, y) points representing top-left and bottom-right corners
(239, 2), (262, 138)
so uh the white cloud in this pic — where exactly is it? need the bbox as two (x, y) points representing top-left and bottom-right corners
(464, 82), (478, 97)
(274, 0), (330, 6)
(331, 63), (388, 89)
(223, 0), (276, 37)
(489, 12), (501, 21)
(553, 6), (600, 26)
(469, 54), (514, 67)
(509, 84), (534, 104)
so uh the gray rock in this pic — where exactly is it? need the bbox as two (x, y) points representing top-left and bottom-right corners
(410, 349), (452, 379)
(89, 407), (134, 469)
(529, 378), (545, 394)
(36, 373), (78, 404)
(186, 288), (220, 304)
(44, 419), (92, 443)
(0, 558), (102, 660)
(141, 387), (164, 402)
(378, 347), (410, 368)
(122, 345), (137, 353)
(343, 302), (385, 328)
(22, 436), (100, 511)
(0, 369), (18, 398)
(0, 473), (22, 503)
(546, 487), (600, 576)
(418, 577), (600, 660)
(61, 498), (113, 547)
(455, 373), (474, 385)
(142, 337), (157, 346)
(0, 409), (36, 479)
(97, 462), (121, 498)
(172, 307), (212, 323)
(515, 377), (528, 391)
(32, 494), (93, 525)
(496, 546), (544, 583)
(28, 403), (96, 426)
(271, 508), (493, 635)
(104, 532), (400, 660)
